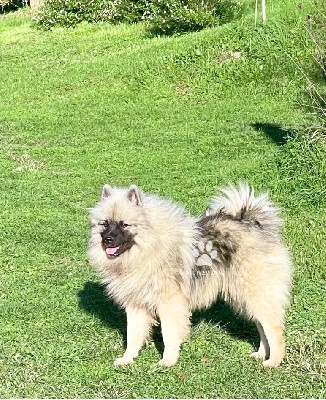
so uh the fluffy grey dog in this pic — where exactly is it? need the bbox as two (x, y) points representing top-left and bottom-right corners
(88, 183), (292, 367)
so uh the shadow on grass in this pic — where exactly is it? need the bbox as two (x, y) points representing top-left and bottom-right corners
(192, 302), (258, 345)
(78, 281), (259, 356)
(252, 122), (294, 145)
(78, 281), (127, 345)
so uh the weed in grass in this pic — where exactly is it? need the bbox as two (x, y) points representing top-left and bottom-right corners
(8, 152), (45, 173)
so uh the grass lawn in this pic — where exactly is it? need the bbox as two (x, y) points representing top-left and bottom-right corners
(0, 1), (325, 398)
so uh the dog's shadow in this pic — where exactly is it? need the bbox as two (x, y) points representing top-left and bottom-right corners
(78, 281), (259, 356)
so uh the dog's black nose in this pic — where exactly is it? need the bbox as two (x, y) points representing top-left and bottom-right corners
(103, 236), (113, 245)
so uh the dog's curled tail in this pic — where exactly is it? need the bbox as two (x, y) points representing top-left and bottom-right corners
(206, 183), (283, 234)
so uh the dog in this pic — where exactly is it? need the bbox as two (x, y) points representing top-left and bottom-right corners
(88, 183), (292, 367)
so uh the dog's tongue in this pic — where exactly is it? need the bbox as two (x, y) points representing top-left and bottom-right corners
(106, 246), (119, 256)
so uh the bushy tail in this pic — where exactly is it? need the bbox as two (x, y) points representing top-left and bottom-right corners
(206, 183), (283, 234)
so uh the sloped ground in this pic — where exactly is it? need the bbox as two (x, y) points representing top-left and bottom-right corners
(0, 3), (325, 397)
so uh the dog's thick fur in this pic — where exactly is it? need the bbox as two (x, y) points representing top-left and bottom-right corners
(88, 183), (292, 367)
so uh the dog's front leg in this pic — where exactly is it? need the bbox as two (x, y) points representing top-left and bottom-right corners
(157, 294), (191, 367)
(114, 306), (152, 366)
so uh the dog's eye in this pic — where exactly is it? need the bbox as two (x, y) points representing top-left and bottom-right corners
(99, 220), (109, 228)
(120, 221), (130, 228)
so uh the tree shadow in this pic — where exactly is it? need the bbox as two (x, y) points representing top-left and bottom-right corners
(251, 122), (294, 145)
(78, 281), (259, 356)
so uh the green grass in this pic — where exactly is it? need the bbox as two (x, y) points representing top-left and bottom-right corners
(0, 2), (325, 398)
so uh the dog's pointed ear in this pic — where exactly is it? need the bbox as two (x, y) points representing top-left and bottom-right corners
(127, 184), (143, 206)
(101, 184), (113, 200)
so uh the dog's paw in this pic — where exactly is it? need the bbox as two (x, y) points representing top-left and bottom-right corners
(158, 356), (178, 367)
(250, 351), (266, 360)
(113, 356), (134, 366)
(262, 359), (281, 368)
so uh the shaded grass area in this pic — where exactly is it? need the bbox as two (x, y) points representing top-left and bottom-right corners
(0, 3), (325, 398)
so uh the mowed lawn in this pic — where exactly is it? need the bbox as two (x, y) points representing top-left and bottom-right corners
(0, 2), (325, 398)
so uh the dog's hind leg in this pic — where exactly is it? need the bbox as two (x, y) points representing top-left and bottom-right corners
(114, 306), (153, 366)
(157, 294), (191, 367)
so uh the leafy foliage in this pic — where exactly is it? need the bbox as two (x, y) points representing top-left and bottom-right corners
(35, 0), (244, 33)
(0, 0), (26, 13)
(147, 0), (221, 36)
(35, 0), (114, 28)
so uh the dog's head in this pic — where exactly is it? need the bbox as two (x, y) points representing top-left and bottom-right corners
(89, 184), (144, 259)
(99, 219), (135, 258)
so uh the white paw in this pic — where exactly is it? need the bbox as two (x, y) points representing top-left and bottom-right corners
(158, 356), (178, 367)
(250, 351), (266, 360)
(262, 359), (281, 368)
(113, 356), (134, 366)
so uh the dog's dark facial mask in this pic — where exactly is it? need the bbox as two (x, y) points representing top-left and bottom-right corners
(101, 220), (135, 258)
(99, 184), (143, 258)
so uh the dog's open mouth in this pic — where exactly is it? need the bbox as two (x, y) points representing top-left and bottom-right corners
(105, 245), (121, 256)
(103, 240), (135, 258)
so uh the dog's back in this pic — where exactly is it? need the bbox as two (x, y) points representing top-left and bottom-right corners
(191, 183), (292, 367)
